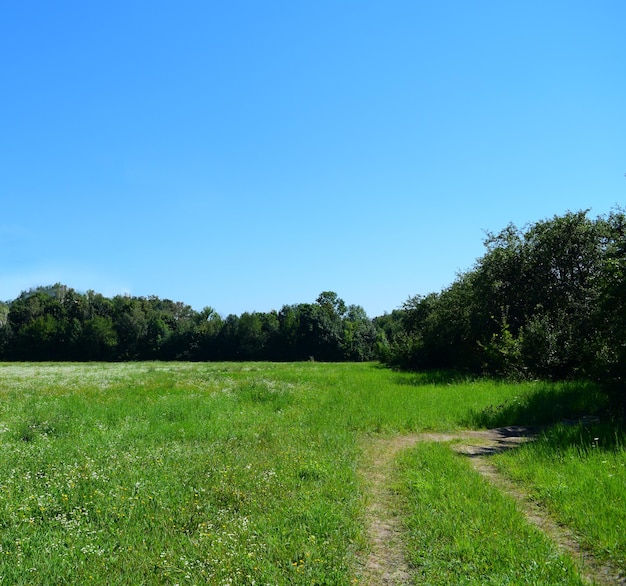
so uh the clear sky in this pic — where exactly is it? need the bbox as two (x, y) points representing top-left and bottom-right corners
(1, 1), (624, 317)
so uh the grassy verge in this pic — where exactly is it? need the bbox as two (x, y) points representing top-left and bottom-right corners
(396, 442), (585, 585)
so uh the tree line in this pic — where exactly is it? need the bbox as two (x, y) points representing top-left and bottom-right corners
(1, 208), (624, 385)
(376, 208), (626, 383)
(0, 289), (379, 362)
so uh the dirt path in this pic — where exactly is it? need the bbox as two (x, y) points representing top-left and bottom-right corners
(358, 435), (420, 585)
(357, 428), (625, 586)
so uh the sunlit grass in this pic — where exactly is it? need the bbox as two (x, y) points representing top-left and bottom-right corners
(493, 422), (626, 567)
(0, 361), (622, 583)
(0, 362), (362, 584)
(396, 442), (585, 585)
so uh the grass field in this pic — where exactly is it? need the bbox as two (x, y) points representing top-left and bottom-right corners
(0, 361), (623, 584)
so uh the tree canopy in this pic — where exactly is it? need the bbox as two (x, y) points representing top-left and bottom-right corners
(2, 208), (624, 388)
(0, 288), (379, 363)
(378, 208), (626, 384)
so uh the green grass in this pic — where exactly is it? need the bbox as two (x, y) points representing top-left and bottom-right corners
(396, 442), (585, 585)
(0, 362), (622, 584)
(493, 422), (626, 568)
(462, 379), (609, 428)
(0, 363), (361, 584)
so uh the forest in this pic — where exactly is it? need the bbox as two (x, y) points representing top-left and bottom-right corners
(0, 288), (378, 363)
(1, 208), (625, 385)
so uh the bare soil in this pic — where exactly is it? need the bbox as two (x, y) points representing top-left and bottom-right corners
(357, 428), (625, 585)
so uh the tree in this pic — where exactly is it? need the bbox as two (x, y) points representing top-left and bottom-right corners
(277, 304), (301, 360)
(342, 304), (377, 361)
(316, 291), (347, 318)
(381, 209), (625, 380)
(7, 289), (67, 360)
(597, 208), (626, 383)
(81, 315), (118, 360)
(112, 296), (148, 360)
(275, 294), (351, 361)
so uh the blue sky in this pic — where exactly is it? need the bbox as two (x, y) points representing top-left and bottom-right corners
(1, 1), (624, 317)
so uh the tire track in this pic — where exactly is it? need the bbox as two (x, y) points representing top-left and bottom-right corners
(357, 428), (625, 585)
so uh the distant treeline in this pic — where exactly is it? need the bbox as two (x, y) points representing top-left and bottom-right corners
(0, 289), (379, 362)
(1, 208), (624, 384)
(376, 208), (626, 383)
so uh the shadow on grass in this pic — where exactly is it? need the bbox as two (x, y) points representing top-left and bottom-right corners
(463, 380), (626, 452)
(463, 380), (608, 428)
(393, 369), (476, 387)
(542, 420), (626, 452)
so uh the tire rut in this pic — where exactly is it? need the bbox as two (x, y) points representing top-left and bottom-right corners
(357, 428), (625, 586)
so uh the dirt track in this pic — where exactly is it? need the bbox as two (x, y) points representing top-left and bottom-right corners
(358, 428), (625, 585)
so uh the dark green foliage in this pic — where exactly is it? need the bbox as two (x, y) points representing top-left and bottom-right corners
(0, 287), (378, 363)
(341, 305), (378, 361)
(81, 316), (118, 360)
(4, 207), (622, 376)
(382, 208), (626, 384)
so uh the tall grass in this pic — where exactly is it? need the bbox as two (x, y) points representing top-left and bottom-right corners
(396, 442), (585, 585)
(0, 363), (362, 584)
(0, 362), (622, 583)
(493, 422), (626, 567)
(462, 379), (609, 428)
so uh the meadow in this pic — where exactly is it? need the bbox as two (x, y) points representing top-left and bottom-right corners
(0, 362), (623, 585)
